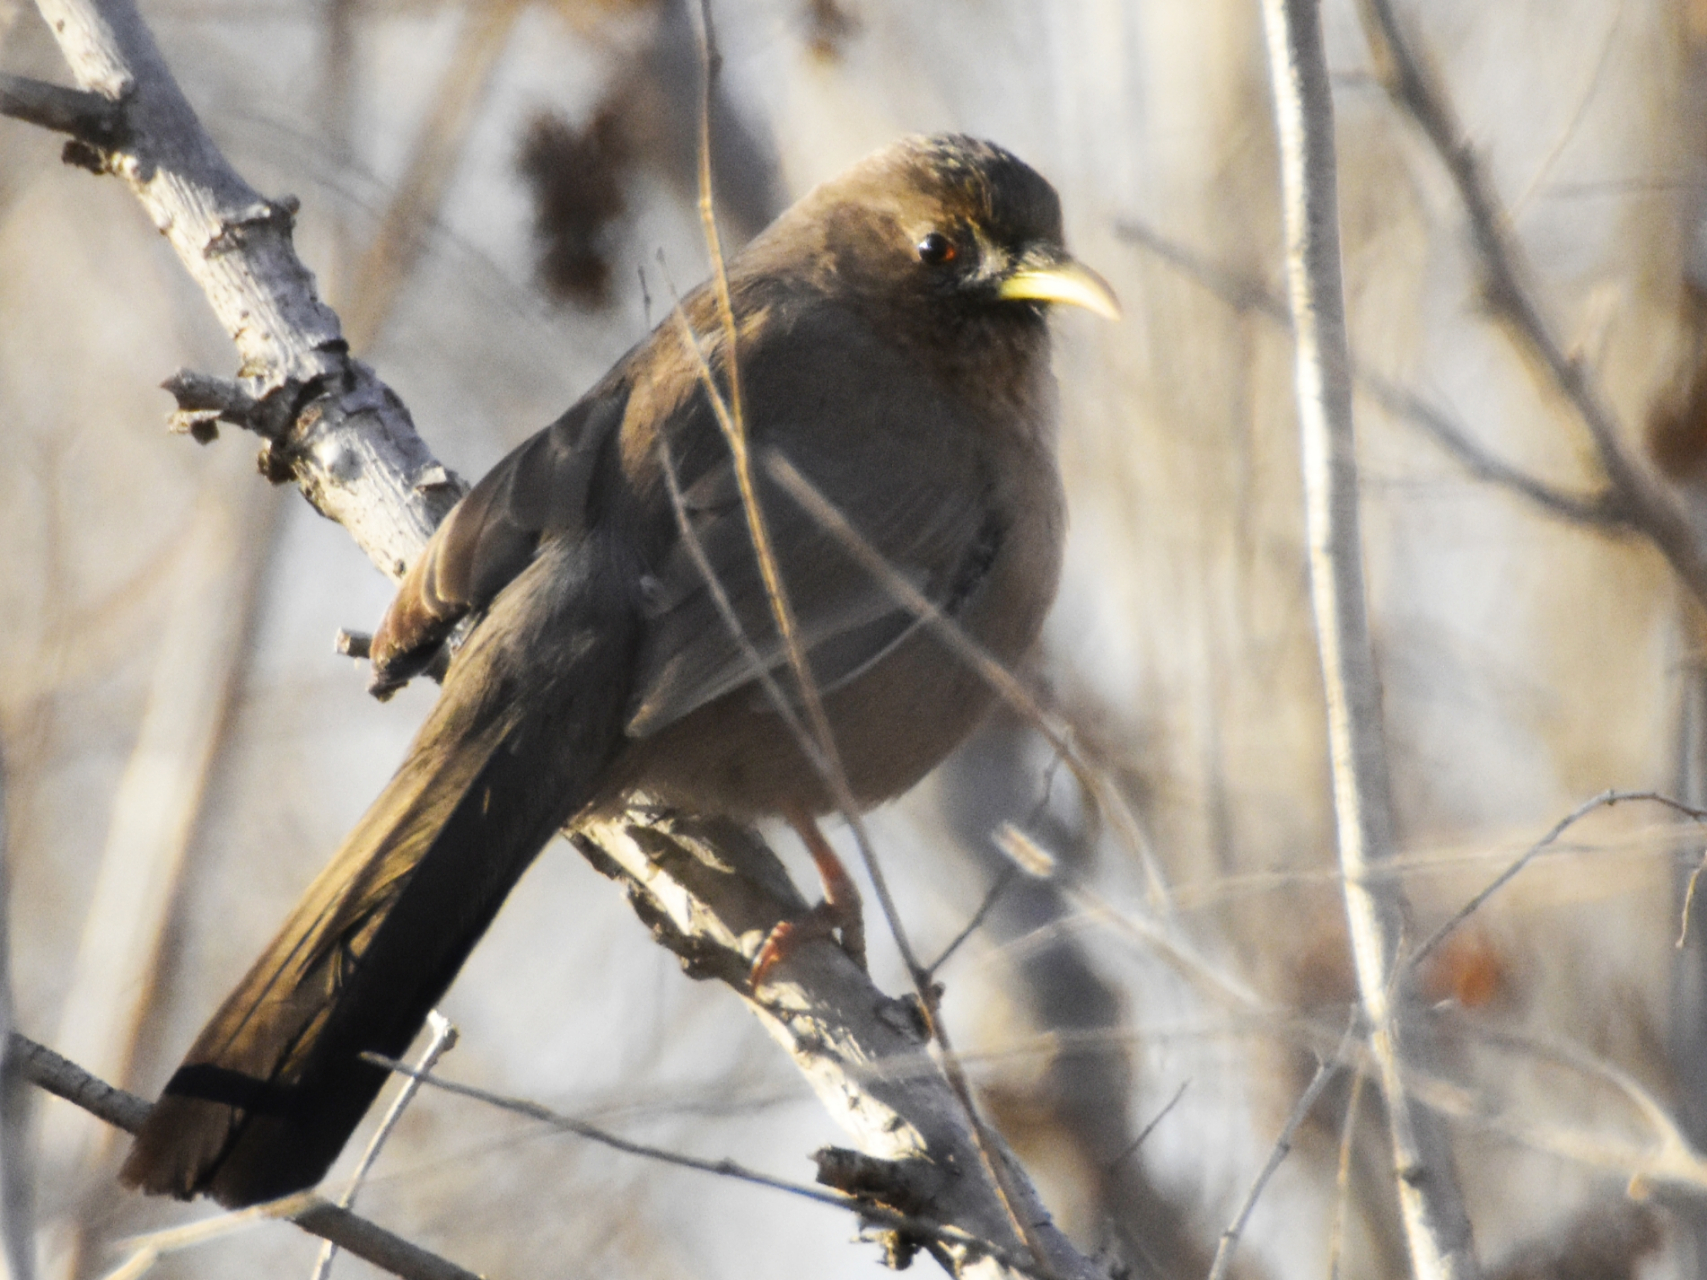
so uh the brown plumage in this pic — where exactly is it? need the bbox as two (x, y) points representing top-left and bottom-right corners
(120, 133), (1118, 1207)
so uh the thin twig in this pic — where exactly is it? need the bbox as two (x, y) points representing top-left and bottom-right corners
(653, 429), (822, 779)
(926, 865), (1020, 979)
(657, 295), (833, 789)
(1507, 0), (1626, 221)
(678, 3), (925, 983)
(1206, 1016), (1355, 1280)
(8, 1034), (477, 1280)
(1260, 1), (1479, 1276)
(104, 1190), (320, 1280)
(762, 451), (1172, 904)
(362, 1054), (1044, 1278)
(1408, 789), (1707, 973)
(311, 1012), (459, 1280)
(1104, 1078), (1190, 1173)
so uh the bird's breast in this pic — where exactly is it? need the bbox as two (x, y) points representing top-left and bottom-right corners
(618, 439), (1064, 819)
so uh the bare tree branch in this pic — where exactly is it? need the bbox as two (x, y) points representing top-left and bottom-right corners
(1409, 790), (1707, 974)
(1353, 0), (1707, 606)
(311, 1014), (460, 1280)
(1258, 1), (1480, 1276)
(366, 1052), (1048, 1278)
(576, 813), (1100, 1279)
(29, 0), (464, 582)
(8, 1035), (475, 1280)
(1113, 217), (1631, 531)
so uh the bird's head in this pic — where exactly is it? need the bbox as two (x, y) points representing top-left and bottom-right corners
(766, 134), (1120, 330)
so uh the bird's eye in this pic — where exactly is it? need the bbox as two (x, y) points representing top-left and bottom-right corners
(917, 232), (957, 266)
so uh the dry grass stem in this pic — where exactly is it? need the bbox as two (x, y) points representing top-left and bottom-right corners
(676, 11), (1078, 1270)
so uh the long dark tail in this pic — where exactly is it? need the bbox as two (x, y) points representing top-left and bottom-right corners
(121, 539), (636, 1206)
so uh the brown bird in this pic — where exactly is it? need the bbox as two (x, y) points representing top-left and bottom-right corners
(120, 133), (1119, 1208)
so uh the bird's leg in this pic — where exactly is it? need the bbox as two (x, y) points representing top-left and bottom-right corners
(750, 811), (868, 985)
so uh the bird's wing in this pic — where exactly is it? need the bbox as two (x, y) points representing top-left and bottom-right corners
(626, 332), (999, 738)
(369, 384), (631, 689)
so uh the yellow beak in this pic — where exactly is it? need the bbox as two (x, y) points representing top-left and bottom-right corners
(997, 256), (1121, 321)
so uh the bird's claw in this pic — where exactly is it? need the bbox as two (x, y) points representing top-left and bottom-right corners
(750, 898), (868, 989)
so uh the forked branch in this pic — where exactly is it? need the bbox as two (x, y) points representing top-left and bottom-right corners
(1354, 0), (1707, 606)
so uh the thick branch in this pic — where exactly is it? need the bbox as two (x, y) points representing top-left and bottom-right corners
(576, 814), (1099, 1279)
(29, 0), (463, 580)
(1259, 1), (1480, 1278)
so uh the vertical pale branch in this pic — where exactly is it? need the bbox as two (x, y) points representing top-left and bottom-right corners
(1256, 1), (1480, 1277)
(0, 758), (36, 1280)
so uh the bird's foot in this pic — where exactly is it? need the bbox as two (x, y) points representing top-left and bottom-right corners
(750, 898), (867, 987)
(749, 812), (868, 987)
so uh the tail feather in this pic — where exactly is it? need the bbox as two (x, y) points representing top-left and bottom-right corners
(120, 538), (637, 1206)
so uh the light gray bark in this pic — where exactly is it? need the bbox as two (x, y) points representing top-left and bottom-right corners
(1258, 0), (1481, 1277)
